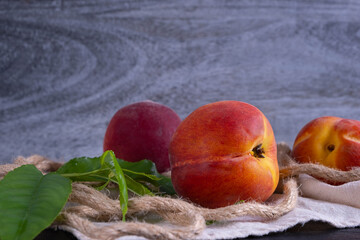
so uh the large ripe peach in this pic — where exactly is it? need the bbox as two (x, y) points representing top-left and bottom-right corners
(292, 116), (360, 170)
(169, 101), (279, 208)
(103, 101), (181, 173)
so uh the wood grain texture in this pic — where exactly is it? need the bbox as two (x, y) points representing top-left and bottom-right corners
(1, 0), (360, 163)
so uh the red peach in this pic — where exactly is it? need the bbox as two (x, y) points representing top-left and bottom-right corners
(104, 101), (181, 173)
(292, 116), (360, 171)
(169, 101), (279, 208)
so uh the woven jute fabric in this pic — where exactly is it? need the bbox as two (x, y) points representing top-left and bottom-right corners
(1, 143), (360, 240)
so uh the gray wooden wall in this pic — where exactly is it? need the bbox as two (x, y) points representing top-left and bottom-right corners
(1, 0), (360, 163)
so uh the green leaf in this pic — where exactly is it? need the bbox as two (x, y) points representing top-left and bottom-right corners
(124, 175), (154, 196)
(95, 178), (111, 191)
(206, 220), (217, 225)
(122, 169), (161, 181)
(0, 165), (71, 240)
(56, 156), (111, 183)
(117, 159), (156, 175)
(56, 153), (175, 195)
(117, 159), (176, 195)
(101, 151), (128, 221)
(56, 156), (102, 177)
(157, 175), (176, 195)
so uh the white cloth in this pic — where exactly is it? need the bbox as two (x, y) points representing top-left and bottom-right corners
(298, 174), (360, 209)
(63, 175), (360, 239)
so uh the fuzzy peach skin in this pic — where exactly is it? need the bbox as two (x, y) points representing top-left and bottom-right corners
(292, 116), (360, 171)
(104, 101), (181, 173)
(169, 101), (279, 208)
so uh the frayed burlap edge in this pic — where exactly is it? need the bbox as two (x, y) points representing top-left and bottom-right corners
(1, 143), (360, 240)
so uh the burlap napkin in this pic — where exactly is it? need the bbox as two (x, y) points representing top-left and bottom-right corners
(63, 176), (360, 239)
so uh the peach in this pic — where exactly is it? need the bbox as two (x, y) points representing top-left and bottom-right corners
(103, 101), (181, 173)
(169, 101), (279, 208)
(292, 116), (360, 170)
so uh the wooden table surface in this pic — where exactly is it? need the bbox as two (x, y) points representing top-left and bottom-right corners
(1, 0), (360, 239)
